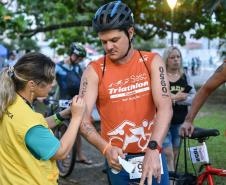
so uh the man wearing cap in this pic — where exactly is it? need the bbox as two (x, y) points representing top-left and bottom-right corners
(55, 42), (93, 165)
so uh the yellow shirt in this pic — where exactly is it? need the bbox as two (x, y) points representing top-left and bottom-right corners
(0, 95), (58, 185)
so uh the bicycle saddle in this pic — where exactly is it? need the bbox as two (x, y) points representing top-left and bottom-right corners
(189, 127), (220, 139)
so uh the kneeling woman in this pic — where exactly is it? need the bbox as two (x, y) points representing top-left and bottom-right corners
(0, 52), (86, 185)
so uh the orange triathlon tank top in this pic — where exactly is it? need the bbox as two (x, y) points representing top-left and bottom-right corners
(90, 50), (157, 153)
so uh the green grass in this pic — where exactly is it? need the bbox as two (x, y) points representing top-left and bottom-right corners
(176, 103), (226, 184)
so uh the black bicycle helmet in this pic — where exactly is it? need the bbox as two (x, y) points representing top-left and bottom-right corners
(92, 1), (134, 32)
(70, 43), (86, 57)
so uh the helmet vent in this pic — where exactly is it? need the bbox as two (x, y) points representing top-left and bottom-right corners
(119, 14), (124, 22)
(100, 14), (104, 24)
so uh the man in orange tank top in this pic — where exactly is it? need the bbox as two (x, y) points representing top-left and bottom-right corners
(79, 1), (173, 185)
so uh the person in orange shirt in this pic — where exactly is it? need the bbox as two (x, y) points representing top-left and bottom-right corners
(79, 1), (172, 185)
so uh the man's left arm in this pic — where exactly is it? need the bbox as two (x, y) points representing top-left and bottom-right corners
(150, 54), (172, 151)
(140, 54), (172, 185)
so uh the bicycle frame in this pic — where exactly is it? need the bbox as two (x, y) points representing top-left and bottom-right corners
(197, 162), (226, 185)
(174, 128), (225, 185)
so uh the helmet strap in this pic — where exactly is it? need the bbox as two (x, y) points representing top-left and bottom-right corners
(118, 30), (132, 60)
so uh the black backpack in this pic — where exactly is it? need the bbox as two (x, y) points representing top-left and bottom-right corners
(56, 63), (82, 98)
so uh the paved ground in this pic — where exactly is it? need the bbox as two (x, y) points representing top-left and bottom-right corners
(58, 128), (109, 185)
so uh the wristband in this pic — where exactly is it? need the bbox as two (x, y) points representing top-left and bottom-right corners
(56, 112), (65, 121)
(102, 143), (111, 156)
(53, 114), (62, 126)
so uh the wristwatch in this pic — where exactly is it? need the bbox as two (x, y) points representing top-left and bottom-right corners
(148, 140), (162, 153)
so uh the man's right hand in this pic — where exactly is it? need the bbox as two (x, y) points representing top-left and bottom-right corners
(105, 145), (125, 172)
(179, 121), (195, 137)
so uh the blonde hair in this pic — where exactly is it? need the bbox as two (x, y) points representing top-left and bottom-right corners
(162, 46), (184, 75)
(0, 52), (55, 119)
(0, 68), (17, 119)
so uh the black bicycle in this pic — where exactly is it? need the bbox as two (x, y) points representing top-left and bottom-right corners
(169, 127), (220, 185)
(43, 98), (77, 178)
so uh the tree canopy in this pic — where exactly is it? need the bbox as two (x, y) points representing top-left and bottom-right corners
(0, 0), (226, 53)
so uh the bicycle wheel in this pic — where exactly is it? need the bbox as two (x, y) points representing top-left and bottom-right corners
(54, 122), (77, 177)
